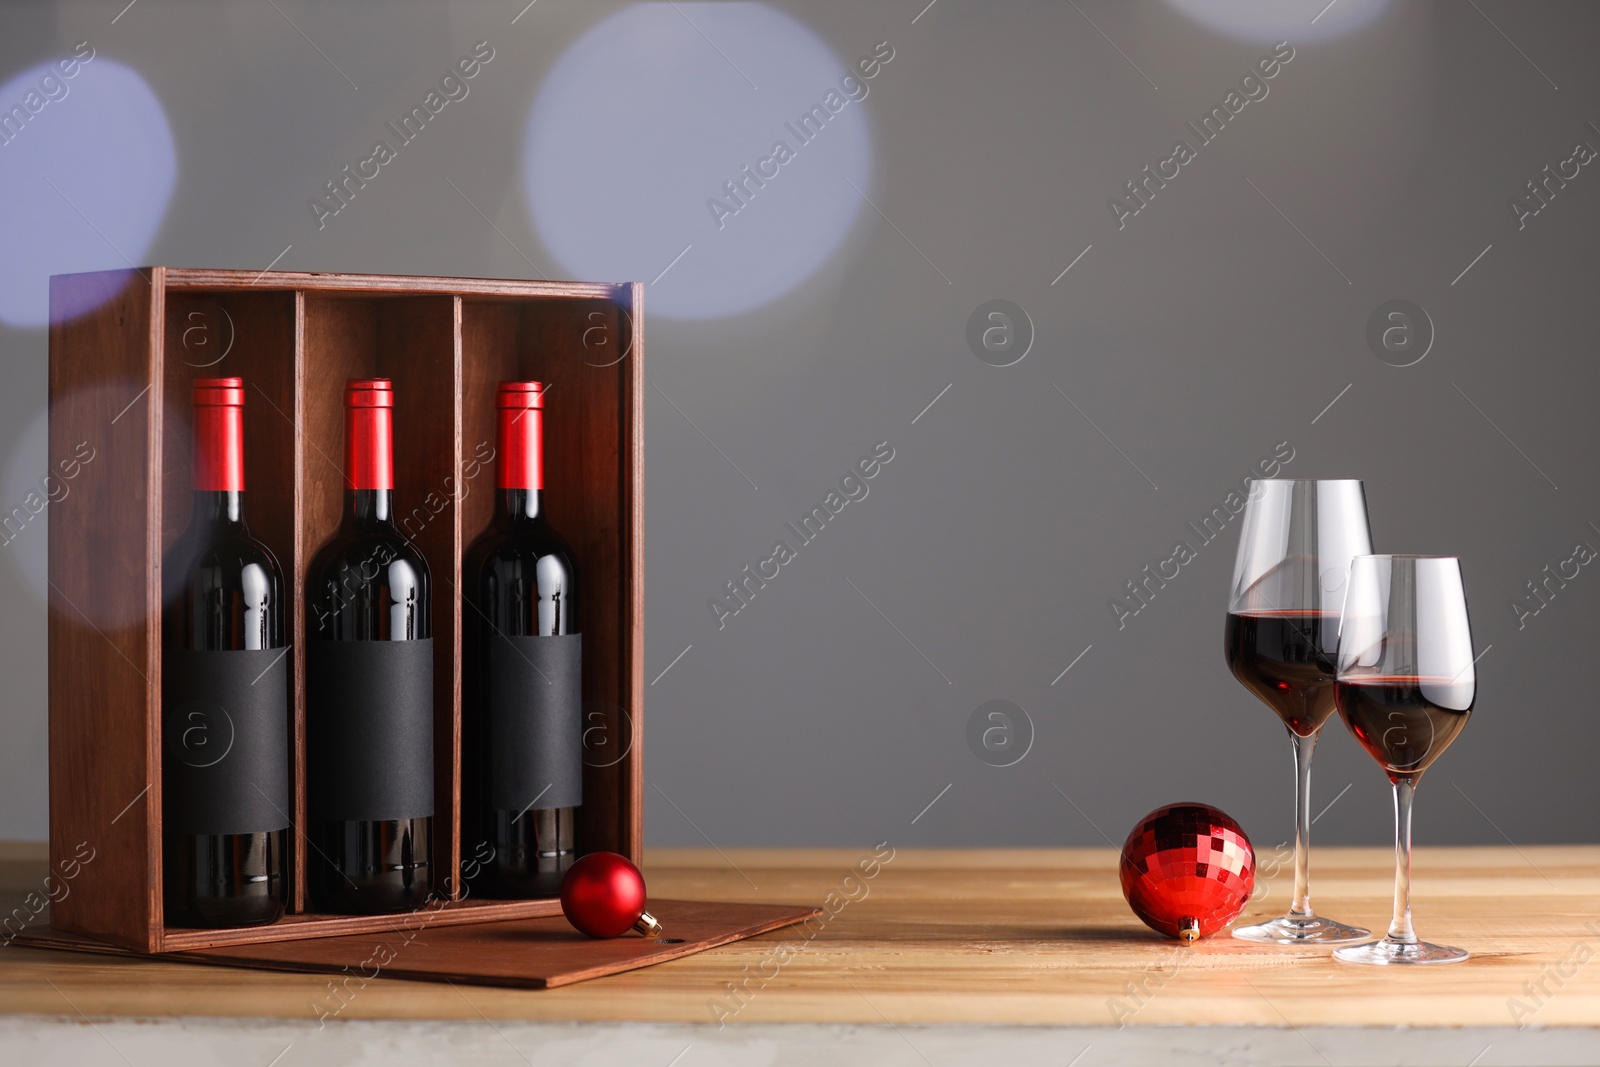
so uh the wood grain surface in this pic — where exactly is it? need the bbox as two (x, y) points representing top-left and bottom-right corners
(46, 268), (163, 952)
(5, 846), (1597, 1027)
(158, 269), (626, 301)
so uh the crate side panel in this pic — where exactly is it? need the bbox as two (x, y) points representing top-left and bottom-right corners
(620, 283), (643, 860)
(46, 269), (162, 951)
(289, 291), (308, 913)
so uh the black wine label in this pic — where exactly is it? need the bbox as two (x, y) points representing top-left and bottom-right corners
(307, 639), (435, 822)
(162, 648), (291, 836)
(487, 633), (583, 812)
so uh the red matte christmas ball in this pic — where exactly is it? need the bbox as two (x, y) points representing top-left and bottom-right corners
(1119, 802), (1255, 941)
(560, 852), (663, 938)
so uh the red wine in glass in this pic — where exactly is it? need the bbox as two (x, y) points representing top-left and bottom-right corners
(1336, 675), (1472, 782)
(1224, 609), (1340, 737)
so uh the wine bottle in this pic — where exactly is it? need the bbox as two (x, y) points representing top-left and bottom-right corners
(161, 377), (289, 928)
(306, 378), (434, 914)
(463, 380), (581, 898)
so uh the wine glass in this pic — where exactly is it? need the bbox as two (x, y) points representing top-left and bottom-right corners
(1226, 479), (1372, 944)
(1333, 555), (1475, 965)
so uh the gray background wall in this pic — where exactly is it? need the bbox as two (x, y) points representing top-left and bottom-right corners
(1, 0), (1595, 854)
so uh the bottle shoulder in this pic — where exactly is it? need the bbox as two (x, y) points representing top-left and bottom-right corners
(161, 523), (286, 650)
(310, 522), (431, 579)
(306, 523), (432, 641)
(466, 518), (575, 568)
(464, 517), (578, 637)
(164, 522), (285, 584)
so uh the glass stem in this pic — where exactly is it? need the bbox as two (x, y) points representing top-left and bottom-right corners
(1288, 731), (1317, 919)
(1387, 778), (1417, 944)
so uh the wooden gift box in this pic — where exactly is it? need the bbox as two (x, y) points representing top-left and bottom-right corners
(44, 267), (651, 953)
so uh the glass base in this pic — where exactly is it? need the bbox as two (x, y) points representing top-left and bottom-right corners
(1232, 914), (1371, 945)
(1334, 937), (1469, 965)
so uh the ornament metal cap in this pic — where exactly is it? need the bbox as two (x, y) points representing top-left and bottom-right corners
(1179, 917), (1200, 943)
(634, 910), (663, 937)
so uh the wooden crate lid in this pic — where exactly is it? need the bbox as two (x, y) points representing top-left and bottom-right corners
(13, 900), (819, 990)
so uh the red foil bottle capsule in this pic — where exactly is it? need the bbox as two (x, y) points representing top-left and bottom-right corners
(191, 377), (246, 491)
(344, 378), (394, 491)
(496, 380), (544, 490)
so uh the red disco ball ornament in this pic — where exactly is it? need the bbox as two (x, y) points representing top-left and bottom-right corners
(560, 852), (663, 939)
(1119, 802), (1255, 942)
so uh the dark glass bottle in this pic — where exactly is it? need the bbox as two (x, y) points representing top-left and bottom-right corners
(464, 381), (581, 898)
(306, 378), (434, 914)
(162, 377), (288, 928)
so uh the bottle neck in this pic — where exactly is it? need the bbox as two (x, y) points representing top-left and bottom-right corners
(347, 488), (394, 526)
(193, 489), (244, 527)
(496, 487), (545, 524)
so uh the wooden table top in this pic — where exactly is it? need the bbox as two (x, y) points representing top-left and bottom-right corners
(3, 844), (1597, 1028)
